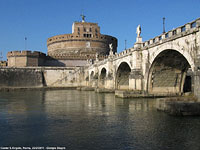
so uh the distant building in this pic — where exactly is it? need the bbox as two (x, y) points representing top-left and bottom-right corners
(7, 17), (118, 67)
(7, 51), (46, 67)
(0, 61), (7, 67)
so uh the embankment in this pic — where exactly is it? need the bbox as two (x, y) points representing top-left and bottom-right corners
(0, 67), (86, 90)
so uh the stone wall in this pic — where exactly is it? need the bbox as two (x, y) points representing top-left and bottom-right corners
(42, 67), (81, 87)
(7, 51), (46, 67)
(0, 68), (44, 87)
(0, 67), (86, 88)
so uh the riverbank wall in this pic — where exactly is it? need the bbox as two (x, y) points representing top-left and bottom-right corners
(156, 97), (200, 116)
(0, 67), (87, 89)
(0, 68), (43, 87)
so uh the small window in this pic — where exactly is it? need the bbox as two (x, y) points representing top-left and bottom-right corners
(83, 34), (92, 38)
(78, 27), (80, 31)
(153, 39), (155, 43)
(165, 33), (168, 38)
(89, 28), (92, 32)
(95, 29), (98, 33)
(148, 41), (150, 45)
(181, 26), (186, 32)
(84, 28), (86, 32)
(159, 36), (162, 40)
(172, 30), (176, 35)
(191, 22), (196, 28)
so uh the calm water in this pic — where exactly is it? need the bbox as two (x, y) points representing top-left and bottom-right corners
(0, 90), (200, 150)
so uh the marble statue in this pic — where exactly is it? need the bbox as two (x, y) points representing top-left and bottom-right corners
(136, 25), (141, 37)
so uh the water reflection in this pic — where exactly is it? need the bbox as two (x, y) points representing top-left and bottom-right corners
(0, 90), (200, 150)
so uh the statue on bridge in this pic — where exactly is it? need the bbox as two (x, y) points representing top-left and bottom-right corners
(134, 24), (142, 48)
(109, 43), (114, 56)
(136, 25), (141, 37)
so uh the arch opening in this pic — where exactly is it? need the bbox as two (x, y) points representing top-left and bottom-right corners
(90, 71), (94, 80)
(148, 49), (192, 94)
(183, 76), (191, 93)
(99, 68), (107, 87)
(116, 62), (131, 90)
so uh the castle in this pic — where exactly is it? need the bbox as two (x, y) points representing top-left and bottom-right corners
(7, 16), (118, 67)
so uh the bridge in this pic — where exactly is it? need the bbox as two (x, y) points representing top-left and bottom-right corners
(86, 18), (200, 99)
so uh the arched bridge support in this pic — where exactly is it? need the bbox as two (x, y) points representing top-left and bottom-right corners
(194, 55), (200, 101)
(129, 69), (143, 91)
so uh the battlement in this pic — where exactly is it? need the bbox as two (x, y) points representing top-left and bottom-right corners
(7, 50), (46, 57)
(143, 18), (200, 48)
(47, 33), (117, 46)
(49, 53), (107, 60)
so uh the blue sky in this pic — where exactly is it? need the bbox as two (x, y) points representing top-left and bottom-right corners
(0, 0), (200, 60)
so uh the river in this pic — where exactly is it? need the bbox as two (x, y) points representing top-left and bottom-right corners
(0, 90), (200, 150)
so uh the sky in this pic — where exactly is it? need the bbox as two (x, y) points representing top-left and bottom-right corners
(0, 0), (200, 60)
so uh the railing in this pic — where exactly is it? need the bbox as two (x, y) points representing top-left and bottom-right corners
(143, 18), (200, 48)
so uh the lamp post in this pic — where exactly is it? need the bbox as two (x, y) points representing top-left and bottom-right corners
(163, 17), (166, 33)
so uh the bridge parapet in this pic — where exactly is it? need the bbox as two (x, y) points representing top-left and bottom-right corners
(113, 48), (133, 60)
(143, 18), (200, 48)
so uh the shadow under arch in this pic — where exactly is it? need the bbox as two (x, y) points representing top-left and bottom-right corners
(147, 49), (192, 94)
(116, 62), (131, 90)
(90, 71), (94, 80)
(99, 68), (107, 88)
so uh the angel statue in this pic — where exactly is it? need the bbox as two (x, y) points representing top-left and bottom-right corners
(136, 25), (141, 37)
(109, 43), (114, 56)
(109, 43), (113, 51)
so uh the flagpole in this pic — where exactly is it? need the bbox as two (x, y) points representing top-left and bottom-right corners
(25, 37), (27, 50)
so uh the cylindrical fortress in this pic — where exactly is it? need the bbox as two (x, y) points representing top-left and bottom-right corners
(47, 21), (117, 59)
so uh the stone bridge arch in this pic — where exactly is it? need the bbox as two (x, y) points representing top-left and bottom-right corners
(90, 71), (94, 79)
(147, 48), (193, 94)
(116, 59), (132, 72)
(149, 44), (195, 71)
(116, 61), (131, 90)
(99, 67), (107, 88)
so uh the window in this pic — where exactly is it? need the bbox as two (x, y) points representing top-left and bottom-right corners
(83, 34), (92, 38)
(89, 28), (92, 32)
(159, 36), (162, 40)
(181, 26), (186, 32)
(191, 22), (196, 28)
(165, 33), (168, 38)
(78, 27), (80, 31)
(153, 39), (155, 43)
(95, 29), (98, 33)
(84, 28), (86, 32)
(172, 30), (176, 35)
